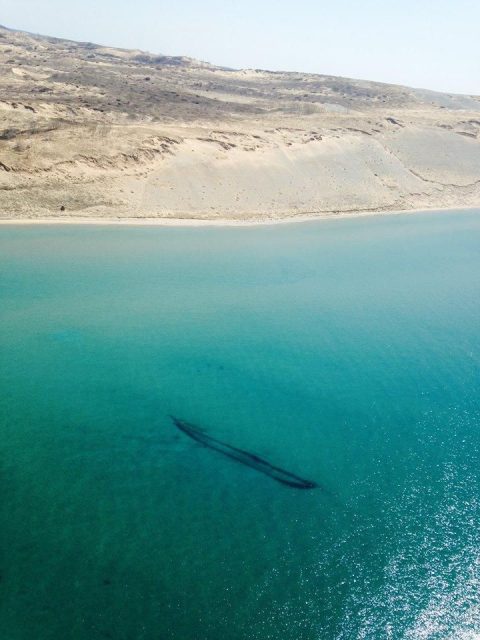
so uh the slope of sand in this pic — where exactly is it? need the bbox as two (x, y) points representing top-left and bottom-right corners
(1, 25), (479, 222)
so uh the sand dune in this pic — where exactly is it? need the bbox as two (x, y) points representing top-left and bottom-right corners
(1, 24), (479, 221)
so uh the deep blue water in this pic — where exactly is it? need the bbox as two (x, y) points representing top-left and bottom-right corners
(0, 210), (479, 639)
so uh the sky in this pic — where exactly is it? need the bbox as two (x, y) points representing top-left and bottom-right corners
(1, 0), (479, 94)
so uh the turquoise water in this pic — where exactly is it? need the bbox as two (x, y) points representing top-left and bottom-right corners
(0, 211), (479, 639)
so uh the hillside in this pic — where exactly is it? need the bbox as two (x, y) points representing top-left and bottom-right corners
(1, 24), (480, 222)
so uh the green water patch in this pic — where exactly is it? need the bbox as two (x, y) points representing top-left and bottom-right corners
(1, 211), (479, 639)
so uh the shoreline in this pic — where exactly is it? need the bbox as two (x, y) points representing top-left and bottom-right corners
(0, 205), (478, 227)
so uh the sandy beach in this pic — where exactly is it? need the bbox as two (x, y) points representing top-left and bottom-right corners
(1, 25), (479, 223)
(0, 205), (479, 227)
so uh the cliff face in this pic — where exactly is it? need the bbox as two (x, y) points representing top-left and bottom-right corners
(1, 25), (479, 221)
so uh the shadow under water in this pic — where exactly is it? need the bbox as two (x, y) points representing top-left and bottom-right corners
(170, 416), (319, 489)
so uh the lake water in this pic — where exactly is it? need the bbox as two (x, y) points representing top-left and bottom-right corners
(1, 210), (479, 640)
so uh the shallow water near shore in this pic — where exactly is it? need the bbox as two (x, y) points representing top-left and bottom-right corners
(1, 210), (479, 639)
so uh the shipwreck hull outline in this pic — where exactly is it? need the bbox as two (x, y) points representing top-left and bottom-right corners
(171, 416), (319, 490)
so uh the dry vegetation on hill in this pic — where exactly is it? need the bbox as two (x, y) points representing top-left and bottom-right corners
(1, 25), (479, 221)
